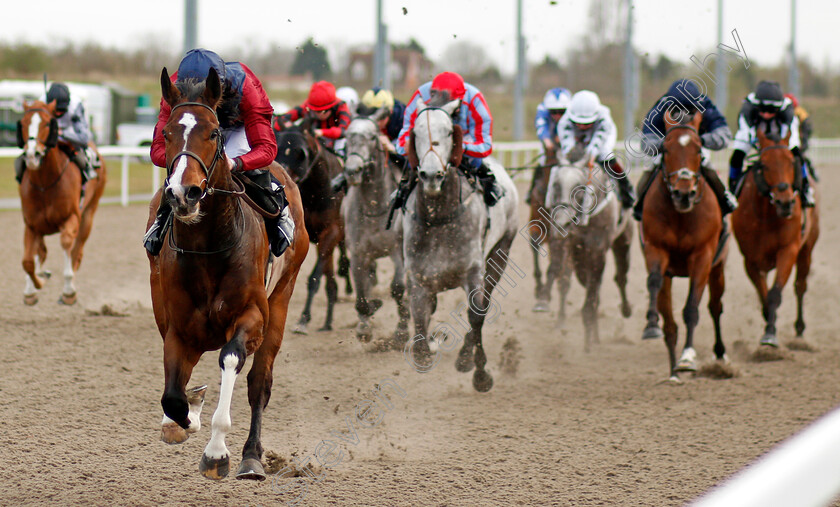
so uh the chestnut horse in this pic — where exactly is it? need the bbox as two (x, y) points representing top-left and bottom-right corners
(274, 121), (350, 334)
(17, 100), (107, 305)
(640, 111), (728, 381)
(148, 68), (308, 480)
(731, 127), (819, 347)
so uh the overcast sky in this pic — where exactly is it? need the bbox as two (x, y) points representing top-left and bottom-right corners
(2, 0), (837, 74)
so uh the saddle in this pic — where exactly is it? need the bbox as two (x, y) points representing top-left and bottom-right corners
(232, 171), (285, 219)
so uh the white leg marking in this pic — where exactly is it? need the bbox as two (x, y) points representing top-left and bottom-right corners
(62, 251), (75, 296)
(679, 347), (697, 363)
(203, 354), (239, 459)
(23, 274), (37, 296)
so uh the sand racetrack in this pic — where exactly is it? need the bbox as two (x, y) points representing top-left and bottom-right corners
(0, 171), (839, 507)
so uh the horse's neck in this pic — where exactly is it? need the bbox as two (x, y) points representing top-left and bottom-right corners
(31, 149), (69, 185)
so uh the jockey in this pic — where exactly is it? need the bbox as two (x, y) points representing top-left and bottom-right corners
(336, 86), (360, 118)
(15, 82), (99, 185)
(729, 80), (814, 207)
(144, 48), (294, 258)
(526, 87), (571, 203)
(634, 79), (735, 221)
(557, 90), (636, 209)
(274, 81), (352, 157)
(330, 87), (407, 193)
(785, 93), (813, 154)
(392, 71), (501, 208)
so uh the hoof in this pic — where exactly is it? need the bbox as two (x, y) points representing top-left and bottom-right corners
(368, 299), (384, 315)
(236, 458), (266, 481)
(642, 326), (663, 340)
(392, 327), (409, 345)
(59, 292), (77, 306)
(356, 323), (373, 343)
(760, 333), (779, 348)
(794, 320), (806, 337)
(160, 422), (189, 445)
(532, 300), (550, 313)
(38, 270), (52, 279)
(318, 324), (333, 332)
(675, 359), (697, 372)
(455, 348), (475, 372)
(472, 369), (494, 392)
(621, 302), (632, 318)
(23, 294), (38, 306)
(667, 375), (683, 385)
(292, 323), (308, 335)
(199, 453), (230, 480)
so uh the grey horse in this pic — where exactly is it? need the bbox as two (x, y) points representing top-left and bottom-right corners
(400, 97), (519, 392)
(341, 110), (410, 343)
(544, 159), (633, 352)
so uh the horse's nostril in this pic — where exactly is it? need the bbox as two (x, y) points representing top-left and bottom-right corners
(186, 186), (202, 203)
(164, 187), (175, 202)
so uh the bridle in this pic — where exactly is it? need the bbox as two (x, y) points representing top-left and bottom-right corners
(165, 101), (241, 200)
(753, 144), (797, 205)
(344, 117), (384, 180)
(416, 107), (454, 173)
(661, 124), (704, 205)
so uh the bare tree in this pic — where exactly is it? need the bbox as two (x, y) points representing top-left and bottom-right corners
(440, 40), (493, 78)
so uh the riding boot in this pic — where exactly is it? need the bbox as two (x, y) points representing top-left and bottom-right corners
(386, 172), (417, 229)
(470, 160), (502, 207)
(73, 149), (97, 185)
(632, 169), (655, 221)
(701, 165), (738, 215)
(14, 155), (25, 184)
(244, 169), (294, 257)
(614, 175), (636, 209)
(801, 176), (815, 208)
(330, 172), (348, 194)
(143, 198), (173, 256)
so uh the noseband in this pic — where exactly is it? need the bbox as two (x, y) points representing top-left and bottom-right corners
(662, 124), (703, 204)
(165, 101), (226, 199)
(754, 144), (797, 204)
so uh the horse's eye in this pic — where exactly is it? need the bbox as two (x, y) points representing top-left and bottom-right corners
(432, 141), (440, 146)
(209, 131), (218, 140)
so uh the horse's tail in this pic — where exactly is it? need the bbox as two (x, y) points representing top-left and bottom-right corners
(71, 155), (107, 269)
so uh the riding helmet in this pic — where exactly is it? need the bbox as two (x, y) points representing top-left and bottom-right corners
(567, 90), (601, 124)
(46, 83), (71, 113)
(306, 81), (339, 111)
(177, 48), (226, 84)
(431, 72), (466, 101)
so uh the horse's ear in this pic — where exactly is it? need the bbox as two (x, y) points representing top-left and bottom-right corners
(442, 99), (460, 116)
(756, 123), (768, 146)
(449, 124), (464, 167)
(415, 98), (427, 112)
(406, 131), (419, 168)
(15, 121), (24, 148)
(160, 68), (179, 107)
(204, 67), (222, 108)
(372, 106), (389, 123)
(690, 111), (702, 129)
(782, 127), (792, 146)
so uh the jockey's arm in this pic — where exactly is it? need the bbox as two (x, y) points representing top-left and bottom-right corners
(395, 88), (424, 156)
(150, 98), (171, 168)
(462, 94), (493, 158)
(60, 101), (92, 148)
(588, 111), (617, 161)
(557, 117), (575, 155)
(700, 125), (732, 151)
(236, 83), (277, 171)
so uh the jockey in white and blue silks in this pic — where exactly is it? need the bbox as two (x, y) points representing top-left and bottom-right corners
(557, 90), (636, 209)
(728, 80), (814, 207)
(394, 71), (501, 207)
(535, 87), (572, 159)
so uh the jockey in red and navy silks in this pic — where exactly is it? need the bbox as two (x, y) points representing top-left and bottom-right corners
(151, 52), (276, 173)
(396, 72), (494, 167)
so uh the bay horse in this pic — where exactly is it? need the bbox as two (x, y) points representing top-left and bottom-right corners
(148, 67), (308, 480)
(544, 158), (633, 352)
(731, 127), (819, 347)
(17, 100), (107, 305)
(341, 110), (410, 343)
(401, 97), (519, 392)
(640, 110), (728, 382)
(274, 119), (350, 334)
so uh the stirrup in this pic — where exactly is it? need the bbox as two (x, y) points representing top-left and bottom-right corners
(143, 221), (164, 256)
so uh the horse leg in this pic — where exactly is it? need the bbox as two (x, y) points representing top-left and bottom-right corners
(294, 259), (323, 335)
(657, 276), (679, 381)
(708, 260), (727, 361)
(463, 265), (493, 392)
(677, 250), (713, 372)
(529, 222), (545, 302)
(320, 249), (338, 331)
(352, 252), (379, 342)
(201, 322), (255, 480)
(794, 241), (814, 338)
(71, 167), (105, 271)
(557, 243), (572, 323)
(582, 251), (606, 353)
(612, 226), (633, 319)
(36, 236), (50, 279)
(338, 240), (353, 295)
(534, 235), (559, 313)
(160, 335), (204, 445)
(58, 215), (80, 305)
(761, 245), (799, 347)
(408, 280), (435, 368)
(642, 248), (668, 340)
(390, 249), (410, 345)
(22, 227), (46, 305)
(744, 260), (768, 332)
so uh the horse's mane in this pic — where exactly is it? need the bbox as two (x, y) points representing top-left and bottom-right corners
(425, 91), (454, 109)
(174, 78), (241, 128)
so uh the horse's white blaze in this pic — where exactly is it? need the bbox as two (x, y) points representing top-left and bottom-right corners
(62, 251), (75, 296)
(203, 353), (239, 459)
(168, 113), (197, 191)
(25, 114), (41, 158)
(679, 134), (691, 147)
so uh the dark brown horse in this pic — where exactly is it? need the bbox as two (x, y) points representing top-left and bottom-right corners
(274, 120), (349, 334)
(640, 111), (728, 382)
(148, 68), (308, 480)
(17, 100), (107, 305)
(732, 127), (819, 347)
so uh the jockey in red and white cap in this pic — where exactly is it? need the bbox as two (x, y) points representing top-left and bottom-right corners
(274, 81), (352, 155)
(392, 71), (501, 207)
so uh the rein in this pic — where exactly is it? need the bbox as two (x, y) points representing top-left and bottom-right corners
(752, 145), (797, 204)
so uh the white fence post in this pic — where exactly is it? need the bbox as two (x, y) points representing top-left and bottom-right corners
(120, 154), (129, 207)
